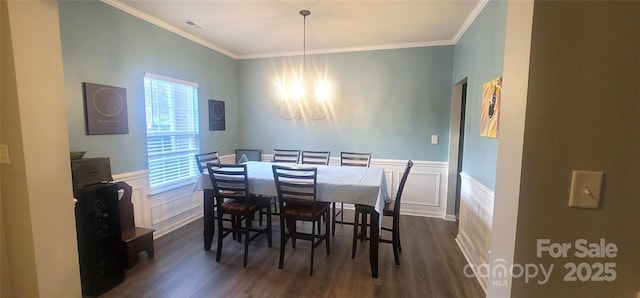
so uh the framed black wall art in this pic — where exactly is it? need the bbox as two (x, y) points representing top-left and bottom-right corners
(209, 100), (226, 131)
(83, 82), (129, 135)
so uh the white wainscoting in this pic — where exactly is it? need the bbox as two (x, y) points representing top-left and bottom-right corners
(113, 170), (203, 238)
(263, 155), (449, 218)
(371, 159), (448, 218)
(112, 155), (449, 239)
(455, 172), (494, 292)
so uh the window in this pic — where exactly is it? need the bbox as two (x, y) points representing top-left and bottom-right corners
(144, 73), (200, 189)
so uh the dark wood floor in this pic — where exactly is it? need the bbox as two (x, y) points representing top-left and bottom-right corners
(100, 211), (484, 298)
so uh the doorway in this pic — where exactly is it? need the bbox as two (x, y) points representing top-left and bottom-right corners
(446, 78), (468, 222)
(454, 83), (467, 220)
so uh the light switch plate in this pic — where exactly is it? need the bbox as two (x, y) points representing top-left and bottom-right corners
(569, 170), (603, 209)
(431, 135), (438, 144)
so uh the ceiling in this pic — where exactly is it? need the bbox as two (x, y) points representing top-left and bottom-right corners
(105, 0), (486, 59)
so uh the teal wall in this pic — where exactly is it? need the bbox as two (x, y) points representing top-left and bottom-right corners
(237, 47), (454, 161)
(452, 0), (507, 190)
(57, 1), (495, 176)
(59, 1), (239, 174)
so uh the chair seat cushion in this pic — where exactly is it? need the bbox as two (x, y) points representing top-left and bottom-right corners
(282, 202), (330, 219)
(221, 197), (269, 213)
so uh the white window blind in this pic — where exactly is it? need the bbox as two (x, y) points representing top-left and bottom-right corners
(144, 73), (200, 189)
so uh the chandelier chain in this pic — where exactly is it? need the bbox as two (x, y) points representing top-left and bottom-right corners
(300, 10), (310, 70)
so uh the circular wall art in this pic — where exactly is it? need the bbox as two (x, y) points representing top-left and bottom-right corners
(208, 100), (226, 131)
(83, 82), (129, 135)
(93, 87), (124, 117)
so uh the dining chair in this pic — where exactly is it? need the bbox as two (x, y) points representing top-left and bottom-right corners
(351, 160), (413, 265)
(235, 149), (262, 164)
(272, 165), (331, 276)
(340, 151), (372, 167)
(197, 151), (236, 239)
(195, 151), (220, 173)
(117, 181), (155, 269)
(332, 152), (372, 236)
(207, 163), (272, 267)
(272, 149), (301, 163)
(270, 149), (301, 216)
(301, 150), (330, 165)
(235, 148), (268, 224)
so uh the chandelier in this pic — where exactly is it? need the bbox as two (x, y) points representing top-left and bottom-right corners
(275, 10), (333, 121)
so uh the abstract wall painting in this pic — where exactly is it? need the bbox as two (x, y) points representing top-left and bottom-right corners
(480, 77), (502, 138)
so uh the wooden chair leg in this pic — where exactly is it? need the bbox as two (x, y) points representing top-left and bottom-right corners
(325, 209), (331, 255)
(392, 216), (400, 265)
(266, 205), (273, 248)
(243, 213), (251, 267)
(310, 220), (316, 276)
(216, 210), (224, 262)
(359, 212), (368, 242)
(279, 216), (286, 270)
(397, 218), (402, 253)
(290, 220), (297, 248)
(351, 209), (360, 258)
(331, 202), (336, 236)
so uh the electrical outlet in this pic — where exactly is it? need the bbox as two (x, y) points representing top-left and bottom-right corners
(0, 144), (10, 164)
(568, 170), (603, 209)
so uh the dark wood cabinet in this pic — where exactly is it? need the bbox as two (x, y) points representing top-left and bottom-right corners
(71, 158), (112, 190)
(74, 183), (125, 297)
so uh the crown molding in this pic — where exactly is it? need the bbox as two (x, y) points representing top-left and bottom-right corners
(237, 39), (456, 60)
(100, 0), (238, 59)
(452, 0), (490, 43)
(102, 0), (488, 61)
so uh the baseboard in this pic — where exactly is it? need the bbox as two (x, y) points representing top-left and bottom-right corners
(443, 214), (457, 221)
(154, 215), (201, 239)
(455, 235), (488, 293)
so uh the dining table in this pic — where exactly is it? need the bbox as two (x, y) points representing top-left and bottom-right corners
(194, 161), (390, 278)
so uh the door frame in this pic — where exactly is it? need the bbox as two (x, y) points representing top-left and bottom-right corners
(445, 77), (468, 221)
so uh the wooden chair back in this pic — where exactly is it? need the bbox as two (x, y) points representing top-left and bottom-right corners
(235, 149), (262, 163)
(340, 152), (371, 167)
(117, 181), (156, 268)
(207, 163), (249, 203)
(301, 150), (330, 165)
(272, 165), (318, 206)
(117, 181), (135, 231)
(392, 160), (414, 216)
(195, 151), (220, 173)
(272, 149), (300, 163)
